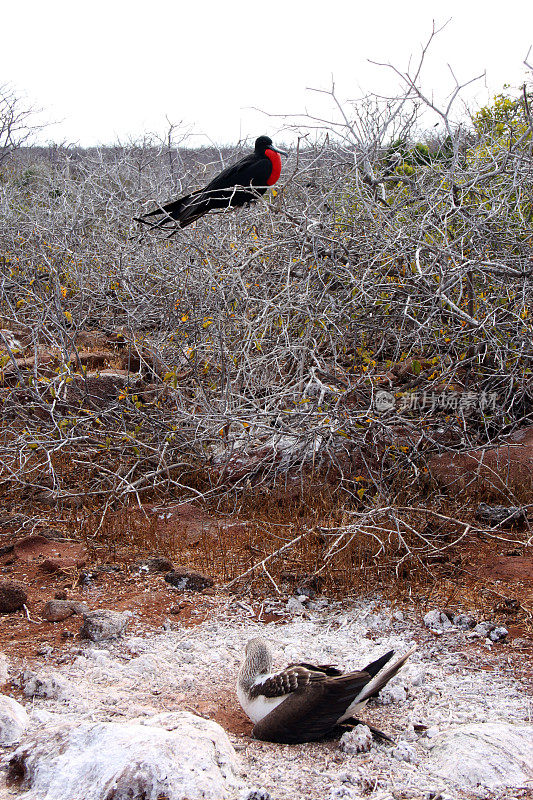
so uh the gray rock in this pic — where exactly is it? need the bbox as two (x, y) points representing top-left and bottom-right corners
(0, 695), (29, 745)
(470, 621), (495, 638)
(475, 503), (527, 529)
(423, 610), (452, 631)
(7, 711), (242, 800)
(164, 569), (213, 592)
(452, 613), (476, 630)
(42, 600), (89, 622)
(427, 722), (533, 788)
(80, 609), (131, 641)
(0, 579), (28, 613)
(35, 644), (54, 657)
(63, 370), (136, 407)
(489, 626), (508, 642)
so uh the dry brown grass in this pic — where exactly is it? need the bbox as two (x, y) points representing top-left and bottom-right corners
(75, 478), (532, 630)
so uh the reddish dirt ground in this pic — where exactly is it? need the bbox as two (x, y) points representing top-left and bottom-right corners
(0, 512), (531, 695)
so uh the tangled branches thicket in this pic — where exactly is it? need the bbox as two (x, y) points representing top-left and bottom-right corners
(0, 61), (532, 534)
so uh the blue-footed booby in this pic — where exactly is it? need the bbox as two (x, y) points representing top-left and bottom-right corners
(237, 637), (416, 743)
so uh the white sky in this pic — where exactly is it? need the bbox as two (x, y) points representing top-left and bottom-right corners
(1, 0), (532, 148)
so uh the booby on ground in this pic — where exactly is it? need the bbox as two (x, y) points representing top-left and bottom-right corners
(237, 637), (416, 744)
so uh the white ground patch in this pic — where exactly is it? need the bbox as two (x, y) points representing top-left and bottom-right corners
(0, 596), (531, 800)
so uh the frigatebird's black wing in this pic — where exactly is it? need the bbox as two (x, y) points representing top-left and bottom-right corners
(136, 152), (272, 228)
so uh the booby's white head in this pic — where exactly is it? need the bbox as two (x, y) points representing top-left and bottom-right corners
(238, 637), (273, 690)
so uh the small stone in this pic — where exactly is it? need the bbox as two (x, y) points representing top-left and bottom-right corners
(35, 644), (54, 657)
(0, 695), (29, 745)
(163, 569), (214, 592)
(78, 571), (97, 585)
(393, 610), (404, 621)
(0, 579), (28, 613)
(327, 788), (359, 800)
(489, 626), (508, 642)
(392, 741), (418, 763)
(136, 556), (174, 574)
(339, 725), (373, 754)
(452, 613), (476, 629)
(170, 603), (187, 615)
(240, 789), (272, 800)
(423, 610), (452, 631)
(471, 621), (495, 638)
(42, 599), (89, 622)
(80, 609), (131, 641)
(379, 683), (408, 705)
(286, 596), (306, 614)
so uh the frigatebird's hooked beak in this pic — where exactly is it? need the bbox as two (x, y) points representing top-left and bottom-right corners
(270, 145), (288, 157)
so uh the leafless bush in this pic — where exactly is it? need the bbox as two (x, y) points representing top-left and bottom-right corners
(1, 45), (532, 549)
(0, 83), (41, 167)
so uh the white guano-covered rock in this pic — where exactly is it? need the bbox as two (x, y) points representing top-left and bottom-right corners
(22, 669), (79, 703)
(0, 694), (30, 745)
(427, 722), (533, 788)
(339, 724), (372, 754)
(6, 710), (242, 800)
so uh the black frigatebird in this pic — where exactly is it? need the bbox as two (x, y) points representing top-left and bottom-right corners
(135, 135), (287, 231)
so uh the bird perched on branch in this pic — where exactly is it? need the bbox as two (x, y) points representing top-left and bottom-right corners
(135, 135), (287, 231)
(237, 637), (416, 743)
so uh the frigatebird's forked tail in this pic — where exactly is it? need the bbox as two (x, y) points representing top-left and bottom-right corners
(135, 135), (287, 231)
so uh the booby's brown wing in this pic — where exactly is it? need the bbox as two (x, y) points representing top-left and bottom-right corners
(248, 665), (321, 699)
(250, 650), (396, 702)
(252, 669), (374, 743)
(286, 662), (344, 677)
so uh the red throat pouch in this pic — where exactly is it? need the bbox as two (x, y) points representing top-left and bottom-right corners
(265, 149), (282, 186)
